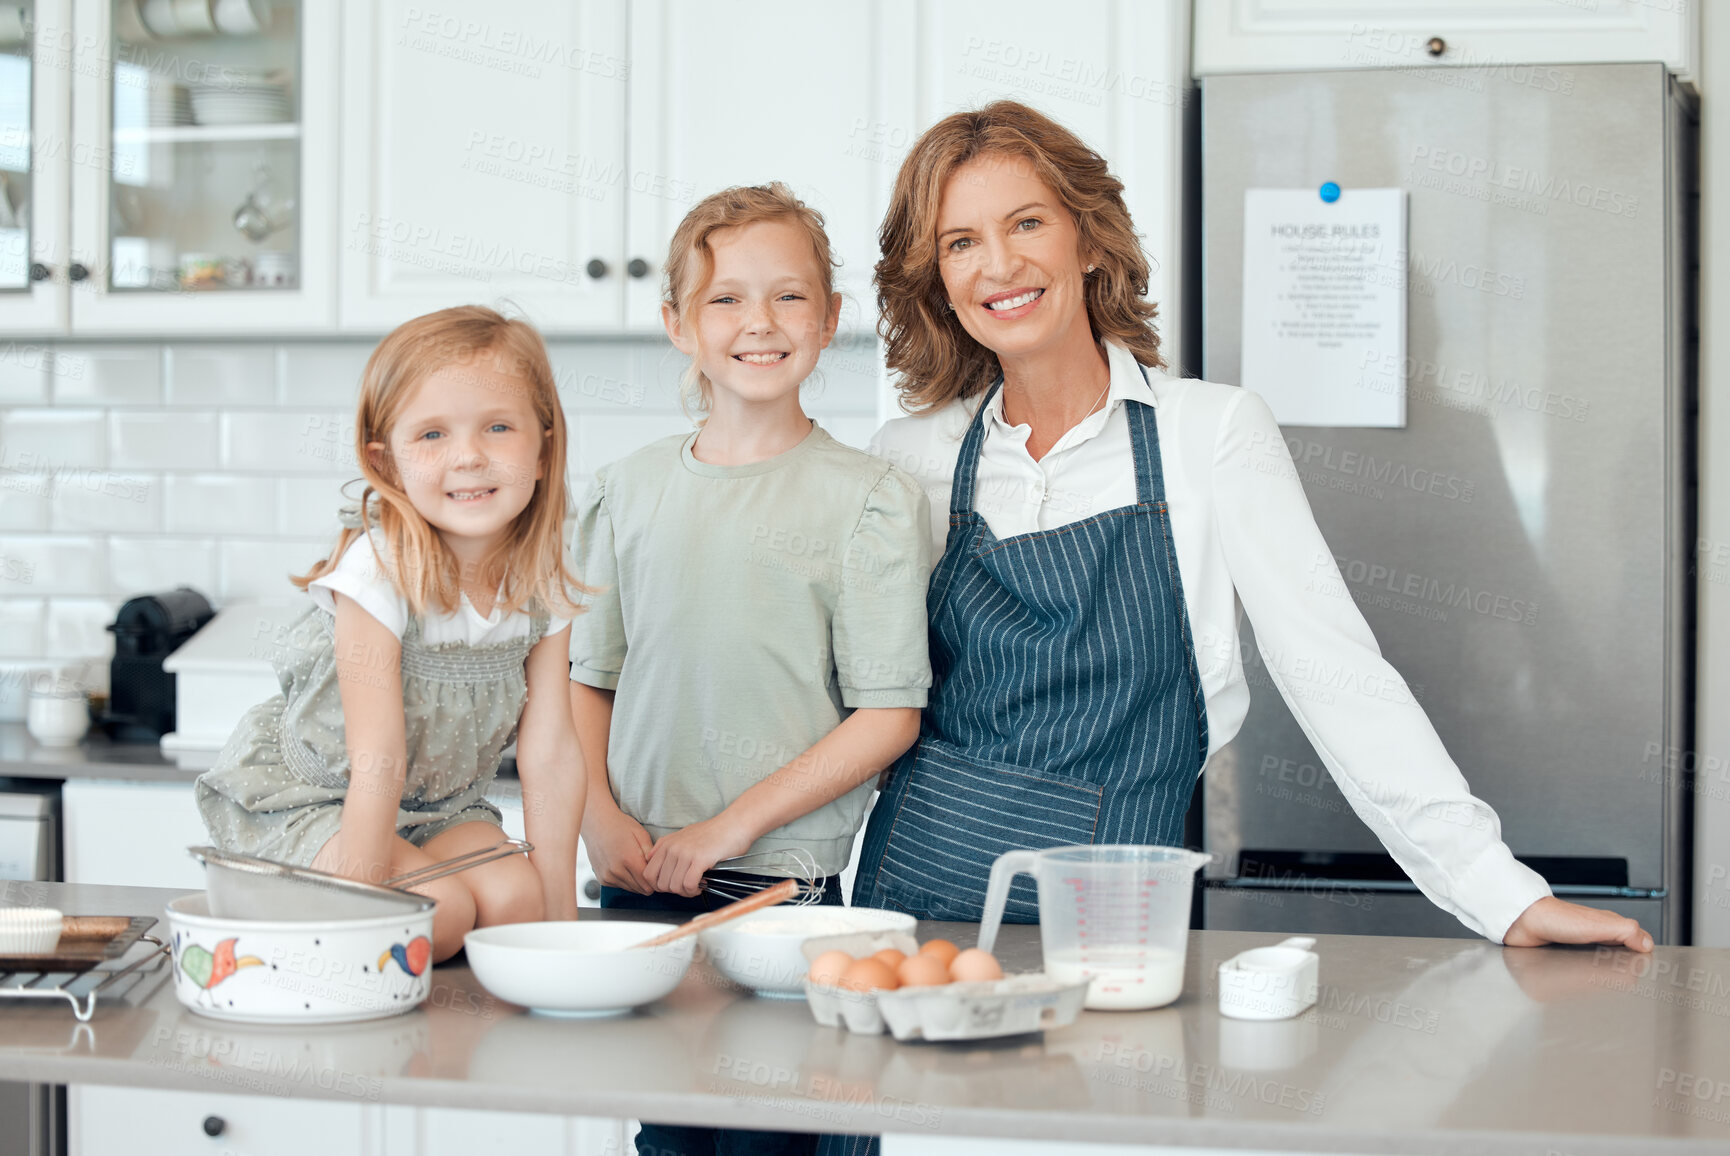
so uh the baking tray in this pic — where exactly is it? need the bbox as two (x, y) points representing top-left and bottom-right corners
(0, 915), (156, 973)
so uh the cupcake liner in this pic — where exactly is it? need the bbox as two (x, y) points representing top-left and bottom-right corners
(0, 908), (64, 954)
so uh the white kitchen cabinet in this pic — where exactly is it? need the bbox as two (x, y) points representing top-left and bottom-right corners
(1193, 0), (1698, 82)
(72, 1085), (366, 1156)
(0, 0), (72, 332)
(622, 0), (915, 332)
(61, 778), (209, 889)
(337, 0), (629, 333)
(375, 1105), (631, 1156)
(909, 0), (1193, 374)
(3, 0), (340, 335)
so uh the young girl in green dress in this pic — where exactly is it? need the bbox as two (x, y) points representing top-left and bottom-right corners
(197, 306), (587, 962)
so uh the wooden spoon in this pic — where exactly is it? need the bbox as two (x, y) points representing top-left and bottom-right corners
(632, 878), (800, 949)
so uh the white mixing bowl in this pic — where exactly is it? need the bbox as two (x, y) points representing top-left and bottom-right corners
(463, 921), (694, 1016)
(699, 908), (917, 998)
(165, 893), (434, 1025)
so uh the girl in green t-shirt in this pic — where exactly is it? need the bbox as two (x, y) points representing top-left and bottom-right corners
(568, 184), (932, 917)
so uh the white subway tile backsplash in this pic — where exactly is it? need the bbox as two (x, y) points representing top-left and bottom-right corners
(280, 344), (371, 407)
(0, 410), (106, 470)
(167, 347), (277, 407)
(0, 535), (105, 596)
(0, 346), (51, 404)
(629, 342), (696, 410)
(279, 475), (350, 538)
(223, 410), (356, 473)
(111, 536), (218, 596)
(574, 413), (698, 476)
(52, 346), (163, 405)
(111, 411), (218, 469)
(51, 472), (161, 533)
(44, 598), (119, 658)
(548, 341), (644, 413)
(0, 598), (45, 658)
(3, 335), (877, 672)
(0, 474), (53, 531)
(221, 537), (325, 600)
(166, 475), (279, 535)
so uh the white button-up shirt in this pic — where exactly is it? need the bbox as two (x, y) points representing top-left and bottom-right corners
(869, 341), (1551, 942)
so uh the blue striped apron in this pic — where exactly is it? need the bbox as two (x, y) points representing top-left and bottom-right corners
(850, 379), (1209, 924)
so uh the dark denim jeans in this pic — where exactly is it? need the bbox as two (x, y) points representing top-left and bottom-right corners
(601, 873), (850, 1156)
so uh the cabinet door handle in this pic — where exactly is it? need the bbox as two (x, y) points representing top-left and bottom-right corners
(585, 258), (608, 280)
(202, 1115), (226, 1137)
(627, 257), (650, 279)
(29, 262), (52, 282)
(68, 262), (89, 282)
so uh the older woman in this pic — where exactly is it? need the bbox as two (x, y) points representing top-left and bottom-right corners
(850, 100), (1647, 952)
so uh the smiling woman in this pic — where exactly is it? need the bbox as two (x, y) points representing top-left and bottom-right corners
(850, 100), (1652, 959)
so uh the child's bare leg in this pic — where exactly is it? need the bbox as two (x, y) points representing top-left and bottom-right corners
(419, 820), (546, 930)
(312, 834), (477, 962)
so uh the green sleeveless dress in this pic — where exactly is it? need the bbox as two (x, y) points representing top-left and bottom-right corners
(194, 574), (549, 869)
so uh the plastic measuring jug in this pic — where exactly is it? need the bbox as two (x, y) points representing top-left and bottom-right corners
(978, 845), (1212, 1011)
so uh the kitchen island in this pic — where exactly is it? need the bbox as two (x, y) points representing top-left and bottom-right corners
(2, 882), (1728, 1155)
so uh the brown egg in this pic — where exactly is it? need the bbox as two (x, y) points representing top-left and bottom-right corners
(948, 948), (1003, 983)
(872, 948), (908, 971)
(838, 957), (899, 992)
(808, 949), (854, 986)
(917, 938), (961, 966)
(896, 952), (951, 988)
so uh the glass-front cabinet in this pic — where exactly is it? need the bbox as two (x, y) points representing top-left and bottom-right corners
(0, 3), (32, 290)
(0, 0), (70, 330)
(0, 0), (336, 333)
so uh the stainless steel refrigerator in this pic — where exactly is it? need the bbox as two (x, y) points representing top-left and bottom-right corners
(1198, 64), (1696, 941)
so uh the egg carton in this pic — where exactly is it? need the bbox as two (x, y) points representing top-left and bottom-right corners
(799, 932), (1090, 1042)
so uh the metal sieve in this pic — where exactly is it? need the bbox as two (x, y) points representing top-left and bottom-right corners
(189, 838), (533, 921)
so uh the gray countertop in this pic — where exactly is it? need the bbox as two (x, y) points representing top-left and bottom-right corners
(0, 722), (200, 784)
(0, 723), (522, 787)
(2, 882), (1728, 1153)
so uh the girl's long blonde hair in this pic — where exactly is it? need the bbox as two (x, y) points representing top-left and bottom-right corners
(663, 182), (839, 414)
(294, 305), (585, 620)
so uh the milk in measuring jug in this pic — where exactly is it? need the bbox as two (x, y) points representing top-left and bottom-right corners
(1046, 946), (1185, 1010)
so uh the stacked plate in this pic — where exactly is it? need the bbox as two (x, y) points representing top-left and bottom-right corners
(149, 84), (195, 127)
(189, 80), (291, 125)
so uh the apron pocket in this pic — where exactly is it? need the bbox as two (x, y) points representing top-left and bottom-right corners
(874, 739), (1103, 923)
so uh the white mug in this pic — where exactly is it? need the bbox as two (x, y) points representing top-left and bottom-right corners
(27, 691), (88, 747)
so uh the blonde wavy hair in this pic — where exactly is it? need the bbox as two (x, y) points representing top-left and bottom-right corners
(663, 182), (839, 414)
(294, 305), (585, 620)
(877, 100), (1164, 412)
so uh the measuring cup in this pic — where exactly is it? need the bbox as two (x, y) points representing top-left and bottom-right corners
(978, 845), (1211, 1011)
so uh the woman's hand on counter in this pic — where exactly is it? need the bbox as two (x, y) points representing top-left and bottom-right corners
(1503, 896), (1653, 952)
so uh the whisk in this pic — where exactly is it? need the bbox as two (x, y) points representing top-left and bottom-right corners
(701, 848), (826, 907)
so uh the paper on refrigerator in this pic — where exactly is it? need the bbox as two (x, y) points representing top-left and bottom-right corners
(1240, 188), (1408, 427)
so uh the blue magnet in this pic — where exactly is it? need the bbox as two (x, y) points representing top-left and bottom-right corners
(1319, 181), (1341, 203)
